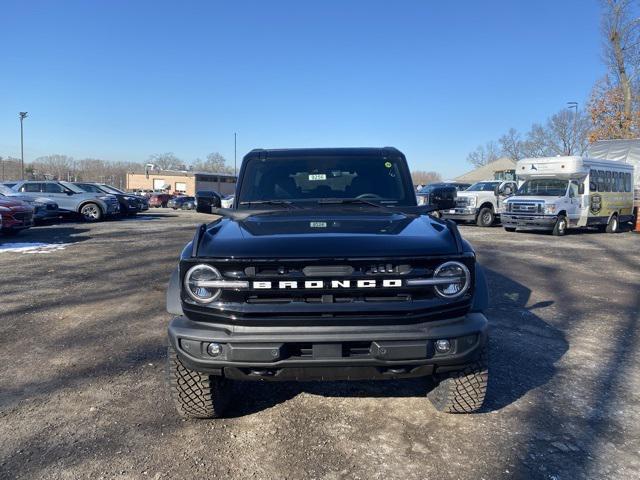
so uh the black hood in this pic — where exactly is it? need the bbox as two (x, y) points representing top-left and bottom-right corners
(193, 210), (460, 259)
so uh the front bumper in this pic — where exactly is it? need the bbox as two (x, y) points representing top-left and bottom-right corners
(441, 207), (477, 222)
(502, 213), (556, 230)
(168, 312), (488, 381)
(0, 210), (34, 231)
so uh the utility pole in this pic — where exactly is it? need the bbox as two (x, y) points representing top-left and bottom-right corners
(234, 132), (237, 177)
(19, 112), (28, 179)
(567, 102), (578, 155)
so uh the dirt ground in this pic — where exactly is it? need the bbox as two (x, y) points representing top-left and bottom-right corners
(1, 210), (639, 480)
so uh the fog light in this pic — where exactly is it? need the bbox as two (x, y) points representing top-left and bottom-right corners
(207, 342), (222, 357)
(435, 339), (451, 353)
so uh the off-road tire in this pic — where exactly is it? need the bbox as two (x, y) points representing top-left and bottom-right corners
(167, 345), (231, 419)
(504, 227), (516, 232)
(428, 342), (488, 413)
(605, 214), (619, 233)
(80, 202), (103, 222)
(552, 215), (567, 236)
(476, 207), (494, 227)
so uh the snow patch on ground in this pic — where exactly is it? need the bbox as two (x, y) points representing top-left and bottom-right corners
(0, 242), (68, 254)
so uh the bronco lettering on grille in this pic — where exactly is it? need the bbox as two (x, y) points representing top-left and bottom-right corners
(252, 279), (403, 290)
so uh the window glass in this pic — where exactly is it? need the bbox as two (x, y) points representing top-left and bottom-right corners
(44, 183), (65, 193)
(516, 179), (568, 196)
(626, 172), (632, 192)
(568, 181), (579, 198)
(612, 172), (618, 192)
(238, 155), (413, 205)
(597, 170), (605, 192)
(589, 170), (597, 191)
(22, 183), (42, 193)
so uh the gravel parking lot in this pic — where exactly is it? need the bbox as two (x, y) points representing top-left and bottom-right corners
(1, 211), (639, 480)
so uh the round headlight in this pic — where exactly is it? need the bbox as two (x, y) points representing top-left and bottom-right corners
(433, 261), (470, 298)
(184, 264), (222, 303)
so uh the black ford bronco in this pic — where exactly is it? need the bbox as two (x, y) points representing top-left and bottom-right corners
(166, 147), (489, 418)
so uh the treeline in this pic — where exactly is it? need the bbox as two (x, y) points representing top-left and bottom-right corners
(0, 152), (233, 189)
(468, 0), (640, 168)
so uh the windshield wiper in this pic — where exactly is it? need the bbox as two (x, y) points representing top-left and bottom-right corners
(239, 200), (302, 209)
(316, 198), (393, 210)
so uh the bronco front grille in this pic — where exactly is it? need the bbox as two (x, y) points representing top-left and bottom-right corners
(181, 256), (475, 324)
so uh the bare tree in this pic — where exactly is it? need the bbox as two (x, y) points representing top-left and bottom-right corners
(192, 152), (234, 173)
(411, 170), (442, 186)
(148, 152), (182, 170)
(523, 109), (591, 157)
(498, 128), (525, 161)
(600, 0), (640, 136)
(466, 141), (500, 167)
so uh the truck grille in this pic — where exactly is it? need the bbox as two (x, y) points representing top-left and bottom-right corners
(510, 202), (542, 214)
(181, 256), (475, 325)
(455, 197), (469, 207)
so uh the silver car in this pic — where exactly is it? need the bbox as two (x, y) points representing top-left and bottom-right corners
(10, 180), (119, 221)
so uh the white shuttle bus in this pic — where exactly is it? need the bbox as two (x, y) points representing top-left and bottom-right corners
(502, 156), (635, 235)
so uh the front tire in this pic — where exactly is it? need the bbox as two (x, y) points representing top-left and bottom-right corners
(552, 215), (567, 236)
(476, 207), (494, 227)
(428, 342), (488, 413)
(166, 345), (231, 419)
(605, 214), (619, 233)
(80, 202), (103, 222)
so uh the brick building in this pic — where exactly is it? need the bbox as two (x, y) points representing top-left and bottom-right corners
(126, 170), (237, 196)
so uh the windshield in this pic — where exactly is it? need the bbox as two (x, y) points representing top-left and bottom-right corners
(0, 185), (14, 195)
(517, 179), (568, 196)
(59, 181), (86, 194)
(237, 156), (415, 206)
(466, 182), (500, 192)
(101, 185), (124, 194)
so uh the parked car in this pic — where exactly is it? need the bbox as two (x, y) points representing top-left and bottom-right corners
(416, 182), (470, 206)
(221, 194), (234, 209)
(181, 198), (197, 210)
(168, 147), (487, 419)
(0, 184), (59, 223)
(74, 182), (148, 216)
(0, 197), (34, 236)
(149, 193), (174, 208)
(167, 196), (195, 210)
(442, 179), (517, 227)
(194, 191), (222, 213)
(10, 180), (120, 221)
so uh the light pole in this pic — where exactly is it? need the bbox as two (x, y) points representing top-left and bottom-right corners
(234, 132), (237, 177)
(19, 112), (28, 179)
(567, 102), (578, 155)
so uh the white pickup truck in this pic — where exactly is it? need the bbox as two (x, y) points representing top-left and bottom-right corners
(441, 179), (517, 227)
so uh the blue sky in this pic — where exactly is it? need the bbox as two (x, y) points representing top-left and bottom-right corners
(0, 0), (603, 177)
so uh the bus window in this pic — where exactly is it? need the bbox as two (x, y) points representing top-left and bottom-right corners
(589, 170), (597, 191)
(605, 171), (611, 192)
(597, 170), (604, 192)
(612, 172), (618, 192)
(625, 172), (632, 192)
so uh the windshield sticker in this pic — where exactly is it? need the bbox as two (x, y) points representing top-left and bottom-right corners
(308, 174), (327, 181)
(384, 161), (392, 168)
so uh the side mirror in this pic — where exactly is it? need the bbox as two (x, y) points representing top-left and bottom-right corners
(578, 183), (585, 195)
(195, 191), (221, 214)
(429, 185), (456, 211)
(503, 186), (512, 196)
(66, 190), (75, 195)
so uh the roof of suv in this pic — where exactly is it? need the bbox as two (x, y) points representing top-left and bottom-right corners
(245, 147), (403, 159)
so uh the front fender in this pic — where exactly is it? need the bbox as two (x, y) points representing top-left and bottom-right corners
(471, 263), (489, 313)
(167, 268), (184, 315)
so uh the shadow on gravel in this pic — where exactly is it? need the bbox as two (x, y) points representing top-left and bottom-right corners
(0, 225), (91, 247)
(481, 268), (568, 412)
